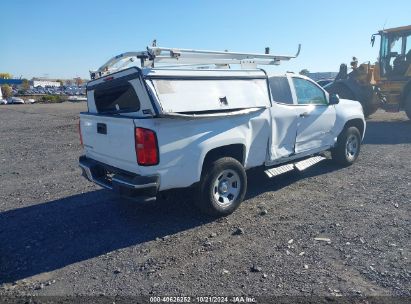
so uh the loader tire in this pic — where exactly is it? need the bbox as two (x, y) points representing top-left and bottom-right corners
(362, 89), (380, 118)
(327, 82), (355, 100)
(196, 157), (247, 216)
(327, 83), (378, 117)
(405, 93), (411, 120)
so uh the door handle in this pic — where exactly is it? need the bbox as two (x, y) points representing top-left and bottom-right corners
(300, 112), (309, 118)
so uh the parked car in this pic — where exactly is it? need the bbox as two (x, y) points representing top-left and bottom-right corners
(0, 89), (5, 104)
(26, 98), (36, 104)
(79, 66), (365, 216)
(68, 96), (87, 102)
(9, 97), (24, 104)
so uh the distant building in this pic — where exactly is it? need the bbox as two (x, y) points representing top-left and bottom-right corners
(307, 72), (338, 81)
(32, 79), (61, 87)
(63, 78), (87, 87)
(0, 78), (23, 87)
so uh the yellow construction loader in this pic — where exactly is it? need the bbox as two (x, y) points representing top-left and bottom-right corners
(326, 25), (411, 119)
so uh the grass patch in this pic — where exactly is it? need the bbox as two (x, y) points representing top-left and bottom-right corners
(39, 95), (66, 103)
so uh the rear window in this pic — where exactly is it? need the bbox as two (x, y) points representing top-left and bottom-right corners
(269, 76), (293, 104)
(94, 81), (140, 113)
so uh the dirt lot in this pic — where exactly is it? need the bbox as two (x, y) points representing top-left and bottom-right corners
(0, 103), (410, 300)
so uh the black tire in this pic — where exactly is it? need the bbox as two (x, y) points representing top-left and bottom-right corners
(405, 93), (411, 120)
(331, 126), (362, 166)
(196, 157), (247, 216)
(362, 88), (380, 118)
(327, 82), (378, 117)
(327, 82), (355, 100)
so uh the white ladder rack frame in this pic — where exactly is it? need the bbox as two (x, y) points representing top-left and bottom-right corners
(90, 44), (301, 79)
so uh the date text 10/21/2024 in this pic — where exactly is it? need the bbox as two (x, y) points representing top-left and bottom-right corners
(149, 296), (257, 303)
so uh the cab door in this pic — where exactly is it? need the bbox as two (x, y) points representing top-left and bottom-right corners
(291, 77), (336, 154)
(268, 75), (300, 161)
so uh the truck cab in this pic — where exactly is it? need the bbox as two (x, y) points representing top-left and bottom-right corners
(374, 25), (411, 79)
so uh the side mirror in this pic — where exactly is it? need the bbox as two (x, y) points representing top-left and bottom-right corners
(371, 35), (375, 47)
(329, 93), (340, 105)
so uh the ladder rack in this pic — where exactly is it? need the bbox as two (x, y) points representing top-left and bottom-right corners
(90, 44), (301, 79)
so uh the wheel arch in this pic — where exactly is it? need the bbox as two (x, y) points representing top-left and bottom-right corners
(201, 144), (245, 175)
(343, 118), (365, 139)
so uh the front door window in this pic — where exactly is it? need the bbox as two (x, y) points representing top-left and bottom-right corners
(292, 78), (328, 105)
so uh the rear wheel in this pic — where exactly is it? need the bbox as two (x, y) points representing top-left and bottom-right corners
(331, 126), (362, 166)
(196, 157), (247, 216)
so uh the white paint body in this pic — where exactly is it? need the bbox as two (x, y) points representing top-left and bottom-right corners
(80, 67), (365, 191)
(0, 88), (6, 104)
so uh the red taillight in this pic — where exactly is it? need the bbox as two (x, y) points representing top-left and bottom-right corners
(78, 120), (83, 146)
(135, 127), (159, 166)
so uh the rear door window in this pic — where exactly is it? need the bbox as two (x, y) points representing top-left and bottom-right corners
(94, 80), (140, 113)
(269, 76), (293, 104)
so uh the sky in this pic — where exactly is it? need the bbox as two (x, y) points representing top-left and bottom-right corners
(1, 0), (410, 79)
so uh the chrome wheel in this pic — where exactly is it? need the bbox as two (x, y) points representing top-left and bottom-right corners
(346, 134), (359, 161)
(212, 169), (241, 207)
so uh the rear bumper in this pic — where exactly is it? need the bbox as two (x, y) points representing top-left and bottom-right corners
(79, 156), (159, 202)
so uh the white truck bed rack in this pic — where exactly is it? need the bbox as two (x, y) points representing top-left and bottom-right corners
(90, 44), (301, 79)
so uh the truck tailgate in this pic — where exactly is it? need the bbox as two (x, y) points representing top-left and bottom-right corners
(81, 67), (159, 173)
(80, 113), (138, 172)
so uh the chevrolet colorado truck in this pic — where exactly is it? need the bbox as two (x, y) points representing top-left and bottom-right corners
(79, 66), (365, 216)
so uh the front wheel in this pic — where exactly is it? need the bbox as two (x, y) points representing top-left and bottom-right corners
(196, 157), (247, 216)
(331, 126), (362, 166)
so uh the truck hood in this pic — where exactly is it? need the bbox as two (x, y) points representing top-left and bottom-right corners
(337, 98), (364, 112)
(334, 98), (366, 139)
(339, 98), (362, 107)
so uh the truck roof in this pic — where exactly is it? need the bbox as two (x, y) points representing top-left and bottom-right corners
(86, 67), (271, 89)
(143, 68), (302, 80)
(379, 24), (411, 34)
(142, 68), (268, 79)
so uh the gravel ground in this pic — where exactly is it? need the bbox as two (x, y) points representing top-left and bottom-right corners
(0, 103), (410, 300)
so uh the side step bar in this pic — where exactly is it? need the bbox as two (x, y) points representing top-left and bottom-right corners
(265, 156), (326, 178)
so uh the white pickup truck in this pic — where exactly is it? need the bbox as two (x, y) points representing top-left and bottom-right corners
(79, 50), (365, 216)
